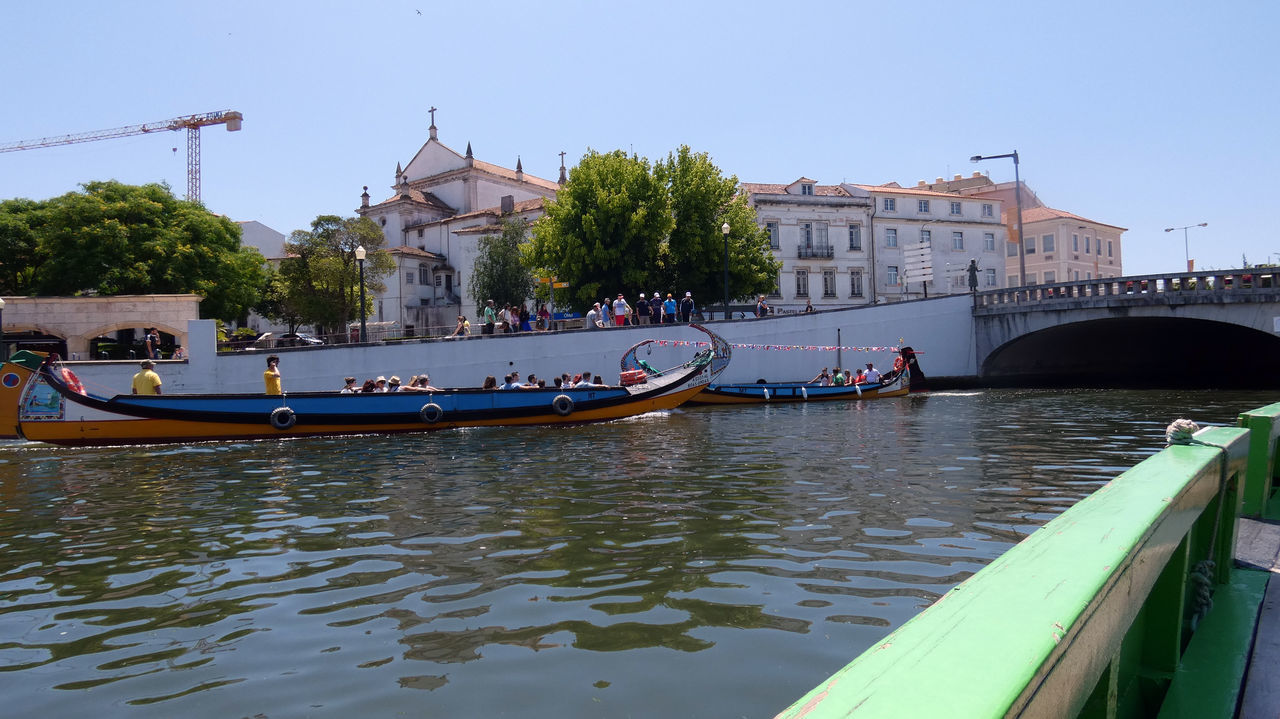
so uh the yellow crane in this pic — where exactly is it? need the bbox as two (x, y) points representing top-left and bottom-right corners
(0, 110), (243, 204)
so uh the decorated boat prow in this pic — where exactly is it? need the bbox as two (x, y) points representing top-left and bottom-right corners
(0, 351), (46, 439)
(17, 324), (731, 447)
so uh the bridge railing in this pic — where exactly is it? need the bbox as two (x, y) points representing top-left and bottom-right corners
(975, 268), (1279, 309)
(774, 404), (1280, 719)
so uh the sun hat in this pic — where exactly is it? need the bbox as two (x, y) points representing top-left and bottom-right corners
(376, 376), (387, 383)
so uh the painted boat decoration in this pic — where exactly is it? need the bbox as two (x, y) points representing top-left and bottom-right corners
(0, 350), (44, 439)
(15, 325), (731, 447)
(685, 346), (925, 405)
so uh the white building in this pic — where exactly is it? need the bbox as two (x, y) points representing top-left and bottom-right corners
(357, 119), (560, 333)
(741, 178), (1006, 309)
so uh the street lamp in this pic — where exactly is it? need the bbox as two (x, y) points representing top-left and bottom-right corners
(1163, 222), (1207, 272)
(0, 297), (6, 362)
(971, 151), (1025, 287)
(722, 221), (731, 320)
(354, 245), (368, 343)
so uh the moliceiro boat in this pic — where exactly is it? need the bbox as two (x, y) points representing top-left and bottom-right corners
(16, 325), (732, 447)
(685, 346), (925, 405)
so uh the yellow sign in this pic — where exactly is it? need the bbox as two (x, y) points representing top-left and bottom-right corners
(553, 282), (569, 289)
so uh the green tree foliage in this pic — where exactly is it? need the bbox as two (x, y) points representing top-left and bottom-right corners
(529, 150), (673, 311)
(529, 147), (776, 312)
(658, 146), (778, 305)
(469, 218), (536, 312)
(277, 215), (393, 338)
(0, 181), (265, 321)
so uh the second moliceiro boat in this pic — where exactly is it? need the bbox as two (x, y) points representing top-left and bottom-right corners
(685, 346), (925, 405)
(16, 325), (732, 447)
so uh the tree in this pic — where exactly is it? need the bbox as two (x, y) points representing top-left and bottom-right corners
(529, 150), (673, 311)
(658, 146), (778, 307)
(277, 215), (393, 337)
(0, 181), (266, 321)
(469, 218), (536, 312)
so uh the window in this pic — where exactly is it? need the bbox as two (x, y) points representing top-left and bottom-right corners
(1027, 273), (1038, 285)
(1108, 240), (1113, 257)
(848, 224), (862, 251)
(952, 274), (965, 289)
(984, 232), (995, 251)
(771, 272), (782, 297)
(1087, 271), (1093, 280)
(419, 265), (429, 285)
(405, 271), (415, 285)
(1026, 236), (1037, 254)
(1085, 236), (1091, 253)
(982, 203), (994, 218)
(950, 201), (962, 215)
(435, 275), (443, 287)
(815, 222), (828, 248)
(1008, 275), (1019, 286)
(850, 270), (863, 297)
(1072, 233), (1079, 252)
(918, 199), (930, 213)
(800, 222), (813, 248)
(1042, 234), (1055, 253)
(1044, 271), (1056, 284)
(795, 269), (809, 297)
(801, 183), (814, 195)
(1074, 271), (1080, 281)
(952, 231), (964, 251)
(885, 228), (897, 247)
(887, 265), (900, 285)
(417, 228), (424, 238)
(1007, 242), (1018, 257)
(822, 269), (836, 297)
(984, 268), (996, 287)
(766, 221), (780, 249)
(920, 229), (931, 246)
(883, 198), (896, 212)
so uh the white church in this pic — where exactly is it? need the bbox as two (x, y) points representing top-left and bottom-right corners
(355, 113), (562, 335)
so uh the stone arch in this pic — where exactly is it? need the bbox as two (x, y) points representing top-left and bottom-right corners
(1, 322), (67, 340)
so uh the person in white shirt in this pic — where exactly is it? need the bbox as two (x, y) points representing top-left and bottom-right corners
(585, 303), (604, 329)
(612, 294), (631, 326)
(863, 363), (882, 384)
(340, 377), (358, 393)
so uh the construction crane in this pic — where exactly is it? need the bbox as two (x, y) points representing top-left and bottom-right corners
(0, 110), (243, 204)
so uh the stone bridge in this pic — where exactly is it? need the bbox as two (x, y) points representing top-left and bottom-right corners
(972, 269), (1280, 387)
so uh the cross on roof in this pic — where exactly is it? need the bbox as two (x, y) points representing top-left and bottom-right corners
(429, 106), (437, 125)
(559, 150), (566, 167)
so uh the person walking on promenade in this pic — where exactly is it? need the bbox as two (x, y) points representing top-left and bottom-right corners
(663, 293), (677, 324)
(264, 355), (283, 395)
(482, 300), (497, 335)
(132, 360), (162, 395)
(679, 292), (695, 323)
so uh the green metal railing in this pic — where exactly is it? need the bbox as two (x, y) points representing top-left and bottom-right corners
(775, 404), (1280, 719)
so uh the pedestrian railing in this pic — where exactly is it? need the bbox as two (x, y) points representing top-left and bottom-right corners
(774, 402), (1280, 718)
(975, 268), (1280, 310)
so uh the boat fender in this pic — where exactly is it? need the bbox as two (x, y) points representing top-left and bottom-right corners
(552, 394), (574, 417)
(269, 406), (297, 430)
(763, 388), (770, 401)
(420, 403), (444, 423)
(59, 368), (86, 395)
(800, 386), (807, 401)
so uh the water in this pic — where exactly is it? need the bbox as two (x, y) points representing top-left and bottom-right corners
(0, 389), (1274, 718)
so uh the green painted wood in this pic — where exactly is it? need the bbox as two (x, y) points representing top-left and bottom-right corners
(1238, 403), (1280, 517)
(1141, 536), (1188, 674)
(1155, 568), (1269, 719)
(772, 426), (1251, 719)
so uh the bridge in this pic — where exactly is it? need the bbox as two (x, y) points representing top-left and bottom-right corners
(969, 268), (1280, 387)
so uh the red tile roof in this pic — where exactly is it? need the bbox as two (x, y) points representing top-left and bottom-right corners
(740, 182), (853, 197)
(1020, 206), (1127, 231)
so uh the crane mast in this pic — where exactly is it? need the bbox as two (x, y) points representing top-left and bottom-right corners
(0, 110), (243, 204)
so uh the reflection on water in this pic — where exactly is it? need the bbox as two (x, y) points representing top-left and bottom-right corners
(0, 389), (1272, 717)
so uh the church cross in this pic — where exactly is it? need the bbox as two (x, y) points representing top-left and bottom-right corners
(559, 150), (566, 167)
(429, 106), (437, 125)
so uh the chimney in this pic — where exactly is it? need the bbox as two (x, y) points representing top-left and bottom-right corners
(500, 195), (514, 214)
(935, 177), (944, 184)
(972, 171), (983, 178)
(954, 174), (962, 181)
(917, 180), (927, 187)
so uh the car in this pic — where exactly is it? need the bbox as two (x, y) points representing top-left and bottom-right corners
(280, 332), (325, 346)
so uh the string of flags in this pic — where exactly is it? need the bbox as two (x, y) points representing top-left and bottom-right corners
(652, 340), (901, 352)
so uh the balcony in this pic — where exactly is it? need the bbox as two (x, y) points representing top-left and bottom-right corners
(797, 245), (834, 259)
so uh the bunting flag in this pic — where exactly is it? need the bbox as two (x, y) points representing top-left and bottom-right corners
(652, 340), (901, 352)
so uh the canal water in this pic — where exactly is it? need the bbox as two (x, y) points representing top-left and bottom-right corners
(0, 389), (1274, 718)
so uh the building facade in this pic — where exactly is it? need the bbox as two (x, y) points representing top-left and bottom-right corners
(356, 121), (560, 332)
(741, 178), (1006, 309)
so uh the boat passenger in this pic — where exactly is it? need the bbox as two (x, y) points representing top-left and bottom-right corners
(388, 376), (403, 391)
(831, 367), (846, 386)
(374, 376), (388, 392)
(409, 374), (442, 391)
(359, 379), (377, 393)
(264, 355), (282, 395)
(808, 367), (829, 385)
(500, 374), (522, 390)
(573, 372), (594, 388)
(481, 375), (498, 390)
(132, 360), (162, 395)
(853, 369), (866, 385)
(864, 363), (882, 384)
(340, 377), (358, 393)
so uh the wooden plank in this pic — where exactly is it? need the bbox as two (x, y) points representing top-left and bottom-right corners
(1235, 517), (1280, 572)
(1239, 575), (1280, 719)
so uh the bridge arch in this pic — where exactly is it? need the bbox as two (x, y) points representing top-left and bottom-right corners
(983, 316), (1280, 388)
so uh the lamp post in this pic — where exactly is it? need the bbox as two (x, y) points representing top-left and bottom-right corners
(971, 151), (1025, 287)
(354, 245), (368, 343)
(0, 297), (6, 362)
(1163, 222), (1207, 272)
(722, 221), (731, 320)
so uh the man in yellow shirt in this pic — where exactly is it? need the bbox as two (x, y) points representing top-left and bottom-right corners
(264, 355), (282, 395)
(131, 360), (162, 395)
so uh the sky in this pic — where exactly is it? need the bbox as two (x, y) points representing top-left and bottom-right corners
(3, 1), (1277, 276)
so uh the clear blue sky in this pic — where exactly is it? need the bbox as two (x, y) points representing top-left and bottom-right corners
(3, 1), (1276, 275)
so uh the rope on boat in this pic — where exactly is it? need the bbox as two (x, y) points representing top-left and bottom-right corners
(1164, 418), (1231, 631)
